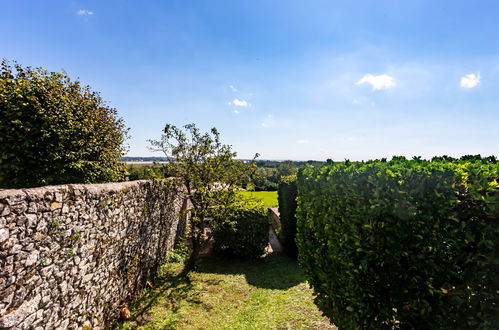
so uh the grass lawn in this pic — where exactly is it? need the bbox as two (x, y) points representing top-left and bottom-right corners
(238, 190), (278, 207)
(116, 253), (335, 329)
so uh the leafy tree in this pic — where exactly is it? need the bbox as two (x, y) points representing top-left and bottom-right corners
(250, 167), (278, 191)
(0, 60), (128, 188)
(149, 123), (257, 268)
(277, 160), (296, 178)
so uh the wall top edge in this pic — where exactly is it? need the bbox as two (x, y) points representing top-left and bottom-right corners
(0, 180), (152, 200)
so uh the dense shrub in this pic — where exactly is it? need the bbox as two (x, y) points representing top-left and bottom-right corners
(250, 167), (279, 191)
(0, 60), (128, 188)
(278, 175), (298, 258)
(213, 198), (269, 259)
(296, 156), (499, 329)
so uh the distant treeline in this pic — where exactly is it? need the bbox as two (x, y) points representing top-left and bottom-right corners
(121, 157), (169, 162)
(122, 157), (327, 168)
(124, 158), (329, 190)
(255, 160), (326, 168)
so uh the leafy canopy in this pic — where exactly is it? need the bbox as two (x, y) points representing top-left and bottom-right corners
(149, 123), (258, 266)
(0, 60), (128, 188)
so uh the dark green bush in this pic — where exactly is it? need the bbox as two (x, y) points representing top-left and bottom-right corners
(278, 174), (298, 258)
(0, 60), (128, 188)
(250, 167), (279, 191)
(213, 198), (269, 259)
(296, 156), (499, 329)
(127, 164), (169, 180)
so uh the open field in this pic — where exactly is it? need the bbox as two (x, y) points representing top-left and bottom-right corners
(238, 191), (278, 207)
(117, 253), (335, 329)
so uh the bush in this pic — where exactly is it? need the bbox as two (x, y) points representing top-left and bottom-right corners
(251, 167), (279, 191)
(127, 164), (169, 180)
(0, 60), (128, 188)
(278, 175), (298, 258)
(213, 198), (269, 259)
(296, 156), (499, 329)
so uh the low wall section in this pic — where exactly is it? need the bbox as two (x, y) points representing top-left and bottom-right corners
(0, 180), (186, 329)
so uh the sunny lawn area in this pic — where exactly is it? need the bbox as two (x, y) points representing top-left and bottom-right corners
(116, 253), (335, 329)
(238, 190), (278, 207)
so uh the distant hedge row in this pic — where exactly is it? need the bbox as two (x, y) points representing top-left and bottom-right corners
(296, 156), (499, 329)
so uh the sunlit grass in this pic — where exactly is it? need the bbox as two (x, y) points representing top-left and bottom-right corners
(238, 190), (278, 207)
(116, 253), (335, 329)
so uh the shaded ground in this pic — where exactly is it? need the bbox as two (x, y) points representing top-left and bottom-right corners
(116, 253), (335, 329)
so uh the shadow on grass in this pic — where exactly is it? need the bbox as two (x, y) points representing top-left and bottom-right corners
(117, 264), (201, 328)
(196, 252), (305, 290)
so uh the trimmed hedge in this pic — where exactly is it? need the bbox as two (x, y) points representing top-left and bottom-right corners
(296, 156), (499, 329)
(213, 198), (269, 259)
(278, 175), (298, 258)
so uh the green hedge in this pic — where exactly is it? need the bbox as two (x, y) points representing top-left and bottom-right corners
(278, 175), (298, 258)
(0, 60), (128, 188)
(296, 156), (499, 329)
(213, 198), (269, 259)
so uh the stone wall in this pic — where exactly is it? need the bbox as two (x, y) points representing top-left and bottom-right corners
(268, 207), (281, 233)
(0, 179), (186, 329)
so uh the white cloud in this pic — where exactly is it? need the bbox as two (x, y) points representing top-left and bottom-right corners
(356, 74), (396, 90)
(77, 9), (94, 16)
(229, 85), (238, 92)
(296, 139), (309, 144)
(232, 109), (240, 114)
(228, 98), (248, 107)
(261, 114), (273, 128)
(460, 73), (480, 88)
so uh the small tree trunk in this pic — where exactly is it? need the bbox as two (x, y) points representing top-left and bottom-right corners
(185, 230), (201, 270)
(185, 247), (200, 270)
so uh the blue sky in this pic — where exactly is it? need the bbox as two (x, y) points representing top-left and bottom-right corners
(2, 1), (498, 160)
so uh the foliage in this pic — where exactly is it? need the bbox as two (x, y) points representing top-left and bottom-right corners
(296, 156), (499, 329)
(165, 242), (190, 264)
(246, 161), (300, 191)
(255, 159), (325, 169)
(278, 174), (298, 258)
(127, 164), (169, 180)
(149, 123), (257, 267)
(249, 167), (279, 191)
(276, 160), (297, 177)
(213, 197), (270, 259)
(0, 60), (128, 188)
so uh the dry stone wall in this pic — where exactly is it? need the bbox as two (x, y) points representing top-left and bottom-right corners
(0, 180), (186, 329)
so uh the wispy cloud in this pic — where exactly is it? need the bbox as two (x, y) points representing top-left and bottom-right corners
(352, 97), (375, 107)
(261, 114), (273, 128)
(232, 109), (240, 114)
(229, 85), (238, 92)
(228, 98), (248, 107)
(460, 73), (480, 88)
(77, 9), (94, 16)
(296, 139), (309, 144)
(356, 74), (396, 90)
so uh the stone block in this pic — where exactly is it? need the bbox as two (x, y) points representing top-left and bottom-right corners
(0, 294), (41, 328)
(0, 228), (9, 243)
